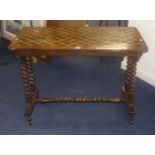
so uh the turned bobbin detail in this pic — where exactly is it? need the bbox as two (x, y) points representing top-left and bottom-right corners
(123, 55), (141, 124)
(20, 56), (39, 125)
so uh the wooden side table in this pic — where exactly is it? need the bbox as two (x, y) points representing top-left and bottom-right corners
(9, 27), (148, 125)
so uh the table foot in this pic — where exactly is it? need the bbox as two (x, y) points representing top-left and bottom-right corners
(129, 112), (136, 124)
(126, 103), (136, 124)
(27, 118), (32, 125)
(25, 104), (33, 125)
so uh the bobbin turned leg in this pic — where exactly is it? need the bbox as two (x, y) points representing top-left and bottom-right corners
(124, 55), (141, 124)
(26, 56), (39, 99)
(20, 56), (39, 125)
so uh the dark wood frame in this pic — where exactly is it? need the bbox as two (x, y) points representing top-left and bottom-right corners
(19, 55), (141, 125)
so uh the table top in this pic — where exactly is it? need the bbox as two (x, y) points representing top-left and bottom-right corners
(9, 27), (148, 56)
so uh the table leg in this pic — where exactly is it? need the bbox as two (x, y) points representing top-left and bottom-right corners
(123, 55), (141, 124)
(26, 56), (39, 98)
(20, 56), (39, 125)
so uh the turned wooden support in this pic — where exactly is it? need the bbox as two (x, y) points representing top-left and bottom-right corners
(26, 57), (39, 98)
(26, 57), (36, 91)
(124, 55), (141, 124)
(20, 56), (38, 125)
(36, 97), (125, 104)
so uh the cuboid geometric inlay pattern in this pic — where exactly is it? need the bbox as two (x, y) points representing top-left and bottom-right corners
(10, 27), (147, 54)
